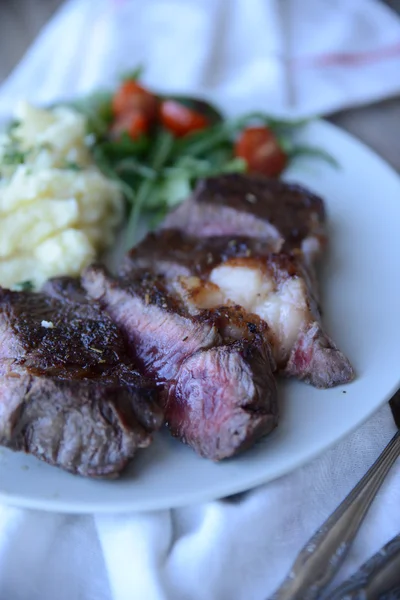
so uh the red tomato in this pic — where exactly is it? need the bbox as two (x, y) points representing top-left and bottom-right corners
(234, 126), (287, 177)
(112, 80), (158, 121)
(110, 110), (149, 140)
(160, 100), (209, 137)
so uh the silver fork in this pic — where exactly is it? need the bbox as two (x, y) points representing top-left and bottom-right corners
(326, 532), (400, 599)
(270, 427), (400, 600)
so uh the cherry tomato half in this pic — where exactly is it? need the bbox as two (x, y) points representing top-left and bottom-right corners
(112, 80), (158, 122)
(110, 110), (149, 140)
(234, 126), (287, 177)
(160, 100), (209, 137)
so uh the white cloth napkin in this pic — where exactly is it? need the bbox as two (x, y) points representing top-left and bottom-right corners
(1, 0), (400, 120)
(1, 1), (400, 599)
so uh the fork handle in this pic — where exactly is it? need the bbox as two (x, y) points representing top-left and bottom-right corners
(327, 533), (400, 599)
(271, 430), (400, 600)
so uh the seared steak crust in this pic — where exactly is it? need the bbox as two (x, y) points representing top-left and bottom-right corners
(121, 230), (276, 279)
(0, 284), (162, 477)
(162, 173), (326, 261)
(82, 266), (220, 382)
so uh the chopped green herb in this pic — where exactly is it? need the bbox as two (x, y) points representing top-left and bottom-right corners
(62, 161), (82, 171)
(14, 281), (34, 292)
(6, 119), (21, 133)
(2, 145), (27, 165)
(122, 65), (145, 82)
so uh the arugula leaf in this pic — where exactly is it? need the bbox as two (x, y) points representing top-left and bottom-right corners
(66, 91), (113, 137)
(286, 145), (340, 168)
(145, 204), (169, 230)
(124, 129), (176, 246)
(97, 134), (151, 161)
(122, 65), (145, 82)
(230, 112), (311, 132)
(115, 159), (157, 179)
(148, 128), (175, 170)
(125, 178), (155, 244)
(173, 121), (231, 158)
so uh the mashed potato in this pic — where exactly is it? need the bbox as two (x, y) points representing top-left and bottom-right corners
(0, 102), (123, 289)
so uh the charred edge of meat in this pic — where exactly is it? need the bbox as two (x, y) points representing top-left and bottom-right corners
(285, 323), (355, 388)
(122, 230), (279, 278)
(0, 283), (164, 478)
(84, 263), (196, 318)
(0, 364), (161, 478)
(0, 358), (164, 478)
(162, 173), (326, 258)
(0, 285), (124, 374)
(193, 173), (325, 217)
(123, 231), (323, 314)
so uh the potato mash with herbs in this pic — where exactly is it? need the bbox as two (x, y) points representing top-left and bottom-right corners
(0, 102), (123, 289)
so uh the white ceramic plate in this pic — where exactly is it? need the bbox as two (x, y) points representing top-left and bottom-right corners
(1, 119), (400, 513)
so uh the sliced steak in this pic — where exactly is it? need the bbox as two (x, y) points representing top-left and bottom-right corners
(121, 229), (275, 279)
(207, 254), (354, 388)
(124, 231), (354, 388)
(82, 265), (278, 460)
(0, 284), (163, 478)
(162, 173), (326, 264)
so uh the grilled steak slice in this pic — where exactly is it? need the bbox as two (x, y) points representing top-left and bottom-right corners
(121, 229), (275, 279)
(0, 284), (162, 478)
(162, 173), (326, 263)
(82, 265), (278, 460)
(124, 231), (354, 388)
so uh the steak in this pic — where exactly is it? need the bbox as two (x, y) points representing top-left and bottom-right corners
(0, 281), (163, 478)
(162, 173), (327, 264)
(207, 253), (354, 388)
(82, 265), (278, 460)
(124, 231), (354, 388)
(121, 229), (275, 280)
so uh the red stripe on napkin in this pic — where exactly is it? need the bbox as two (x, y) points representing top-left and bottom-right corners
(293, 41), (400, 68)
